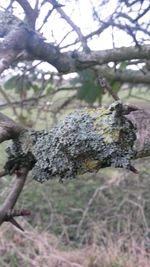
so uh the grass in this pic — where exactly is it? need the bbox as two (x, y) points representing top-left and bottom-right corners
(0, 87), (150, 266)
(4, 157), (149, 247)
(1, 222), (150, 267)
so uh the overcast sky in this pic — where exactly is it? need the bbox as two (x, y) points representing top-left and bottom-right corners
(0, 0), (149, 73)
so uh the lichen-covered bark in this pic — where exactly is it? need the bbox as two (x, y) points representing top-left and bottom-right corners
(128, 109), (150, 159)
(5, 102), (136, 183)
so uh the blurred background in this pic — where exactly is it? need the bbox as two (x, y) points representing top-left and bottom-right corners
(0, 0), (150, 266)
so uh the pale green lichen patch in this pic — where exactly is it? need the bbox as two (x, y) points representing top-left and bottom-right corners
(5, 101), (137, 183)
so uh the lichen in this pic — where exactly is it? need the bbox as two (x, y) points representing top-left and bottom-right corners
(5, 101), (137, 183)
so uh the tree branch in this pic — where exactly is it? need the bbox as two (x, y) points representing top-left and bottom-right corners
(0, 86), (18, 117)
(49, 0), (90, 51)
(26, 35), (150, 73)
(1, 10), (150, 76)
(128, 109), (150, 159)
(0, 167), (29, 230)
(98, 76), (120, 101)
(5, 102), (147, 185)
(0, 112), (33, 230)
(95, 66), (150, 85)
(0, 112), (24, 143)
(0, 50), (18, 75)
(15, 0), (38, 28)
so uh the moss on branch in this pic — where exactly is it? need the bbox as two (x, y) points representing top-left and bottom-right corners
(5, 102), (136, 183)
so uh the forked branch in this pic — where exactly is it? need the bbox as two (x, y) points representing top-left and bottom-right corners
(0, 113), (30, 230)
(0, 167), (30, 231)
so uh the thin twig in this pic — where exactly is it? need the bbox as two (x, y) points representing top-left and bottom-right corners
(49, 0), (90, 52)
(98, 77), (120, 101)
(76, 184), (110, 238)
(0, 86), (18, 117)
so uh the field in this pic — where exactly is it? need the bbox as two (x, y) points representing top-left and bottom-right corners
(0, 88), (150, 266)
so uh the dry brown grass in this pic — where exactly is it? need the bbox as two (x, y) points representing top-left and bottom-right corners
(0, 220), (150, 267)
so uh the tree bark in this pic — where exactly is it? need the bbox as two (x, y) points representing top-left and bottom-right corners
(128, 109), (150, 159)
(4, 102), (150, 183)
(0, 10), (150, 75)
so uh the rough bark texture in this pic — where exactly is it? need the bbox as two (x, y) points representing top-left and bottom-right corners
(128, 109), (150, 159)
(1, 10), (150, 75)
(0, 112), (24, 143)
(5, 102), (137, 183)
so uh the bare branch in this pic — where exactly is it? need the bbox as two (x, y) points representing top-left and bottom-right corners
(15, 0), (38, 28)
(0, 92), (47, 109)
(38, 2), (64, 32)
(0, 112), (24, 143)
(49, 0), (90, 52)
(98, 77), (120, 101)
(0, 86), (18, 117)
(26, 40), (150, 74)
(1, 10), (150, 76)
(134, 3), (150, 22)
(95, 66), (150, 85)
(0, 167), (29, 230)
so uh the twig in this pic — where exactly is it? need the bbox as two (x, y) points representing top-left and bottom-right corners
(49, 0), (90, 52)
(0, 167), (29, 231)
(0, 86), (18, 117)
(0, 94), (47, 109)
(38, 3), (64, 32)
(98, 76), (120, 101)
(6, 209), (31, 217)
(76, 184), (110, 238)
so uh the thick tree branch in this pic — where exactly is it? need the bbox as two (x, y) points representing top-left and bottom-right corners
(1, 10), (150, 75)
(16, 0), (38, 28)
(5, 102), (148, 185)
(2, 103), (149, 183)
(0, 112), (24, 143)
(26, 40), (150, 74)
(26, 33), (150, 73)
(96, 66), (150, 85)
